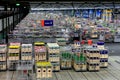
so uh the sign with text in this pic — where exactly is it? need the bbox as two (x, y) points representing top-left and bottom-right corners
(41, 20), (53, 27)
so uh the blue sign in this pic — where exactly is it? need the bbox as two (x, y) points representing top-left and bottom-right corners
(75, 11), (80, 17)
(44, 20), (53, 26)
(96, 10), (102, 17)
(89, 9), (93, 14)
(83, 10), (89, 18)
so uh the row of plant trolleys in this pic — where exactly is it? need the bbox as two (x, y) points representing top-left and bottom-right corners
(0, 41), (108, 79)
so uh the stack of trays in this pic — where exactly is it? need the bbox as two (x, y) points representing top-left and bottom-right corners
(34, 42), (46, 61)
(73, 53), (87, 71)
(97, 42), (108, 68)
(86, 49), (100, 71)
(100, 49), (108, 67)
(36, 61), (52, 79)
(47, 43), (60, 71)
(0, 44), (7, 71)
(21, 44), (32, 60)
(8, 45), (20, 60)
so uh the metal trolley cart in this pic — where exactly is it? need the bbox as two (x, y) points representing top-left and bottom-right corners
(21, 44), (33, 60)
(47, 43), (60, 71)
(72, 45), (87, 72)
(73, 53), (87, 72)
(60, 46), (72, 69)
(36, 61), (52, 80)
(0, 44), (7, 71)
(16, 60), (34, 80)
(34, 42), (47, 61)
(86, 48), (100, 71)
(97, 42), (109, 68)
(8, 44), (20, 70)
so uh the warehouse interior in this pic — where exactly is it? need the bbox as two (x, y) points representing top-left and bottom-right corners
(0, 0), (120, 80)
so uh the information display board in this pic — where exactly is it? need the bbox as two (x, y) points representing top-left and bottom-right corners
(41, 20), (53, 27)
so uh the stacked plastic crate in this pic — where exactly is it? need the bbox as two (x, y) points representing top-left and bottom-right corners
(86, 48), (100, 71)
(36, 61), (52, 79)
(47, 43), (60, 71)
(97, 42), (108, 68)
(21, 44), (32, 60)
(34, 42), (46, 61)
(8, 43), (21, 70)
(60, 46), (72, 69)
(0, 44), (7, 71)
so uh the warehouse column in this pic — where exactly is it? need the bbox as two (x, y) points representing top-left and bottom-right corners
(7, 14), (10, 33)
(6, 13), (8, 43)
(10, 6), (13, 32)
(4, 5), (8, 43)
(4, 5), (7, 40)
(12, 7), (15, 31)
(2, 18), (4, 39)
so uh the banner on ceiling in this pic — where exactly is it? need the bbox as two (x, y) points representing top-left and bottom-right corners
(89, 9), (93, 14)
(96, 9), (102, 18)
(83, 10), (89, 18)
(41, 20), (53, 27)
(75, 11), (80, 17)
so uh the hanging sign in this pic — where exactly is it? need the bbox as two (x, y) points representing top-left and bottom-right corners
(83, 10), (89, 18)
(75, 11), (80, 17)
(89, 9), (93, 14)
(96, 9), (102, 18)
(41, 20), (53, 27)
